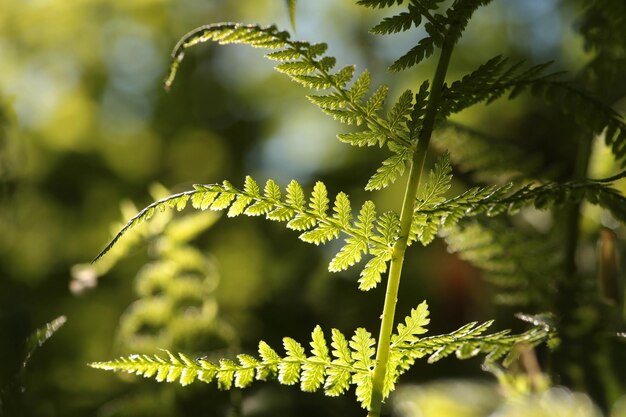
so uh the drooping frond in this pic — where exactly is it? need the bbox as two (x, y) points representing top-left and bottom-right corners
(167, 22), (428, 190)
(95, 177), (401, 291)
(442, 219), (561, 306)
(91, 326), (377, 410)
(410, 173), (626, 246)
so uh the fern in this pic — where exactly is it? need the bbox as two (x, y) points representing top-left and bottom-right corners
(95, 177), (400, 291)
(410, 169), (626, 246)
(90, 1), (626, 415)
(91, 301), (551, 410)
(394, 319), (552, 365)
(91, 325), (376, 408)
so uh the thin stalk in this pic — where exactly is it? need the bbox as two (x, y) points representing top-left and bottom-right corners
(367, 32), (456, 417)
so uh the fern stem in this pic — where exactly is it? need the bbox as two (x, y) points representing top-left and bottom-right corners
(368, 31), (455, 417)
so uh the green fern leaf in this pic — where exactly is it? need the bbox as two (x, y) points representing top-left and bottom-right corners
(299, 223), (341, 245)
(350, 328), (376, 370)
(332, 65), (357, 88)
(389, 30), (440, 71)
(307, 94), (348, 110)
(366, 85), (389, 116)
(210, 190), (236, 211)
(23, 316), (67, 372)
(420, 151), (453, 204)
(301, 326), (330, 392)
(432, 122), (547, 181)
(166, 24), (290, 89)
(443, 219), (561, 306)
(285, 180), (306, 208)
(365, 143), (412, 191)
(321, 108), (363, 125)
(332, 192), (353, 228)
(265, 48), (302, 62)
(258, 341), (280, 379)
(324, 328), (354, 396)
(227, 195), (252, 217)
(279, 338), (305, 385)
(371, 12), (419, 35)
(217, 359), (236, 389)
(329, 238), (368, 272)
(376, 211), (401, 246)
(387, 89), (414, 130)
(359, 248), (392, 290)
(235, 355), (257, 388)
(351, 70), (372, 102)
(391, 301), (430, 346)
(445, 0), (493, 43)
(337, 131), (386, 147)
(355, 201), (377, 239)
(350, 328), (376, 409)
(290, 74), (333, 89)
(309, 181), (330, 217)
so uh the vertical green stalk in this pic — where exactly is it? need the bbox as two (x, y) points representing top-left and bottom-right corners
(367, 32), (455, 417)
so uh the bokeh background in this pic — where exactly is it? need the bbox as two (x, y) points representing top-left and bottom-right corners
(1, 1), (625, 416)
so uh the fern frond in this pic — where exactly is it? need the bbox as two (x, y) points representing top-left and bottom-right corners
(91, 326), (378, 409)
(394, 320), (552, 366)
(167, 23), (413, 153)
(166, 24), (290, 89)
(166, 22), (431, 194)
(410, 175), (626, 246)
(95, 177), (402, 290)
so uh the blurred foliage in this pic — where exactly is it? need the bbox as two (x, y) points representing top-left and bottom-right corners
(0, 0), (625, 416)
